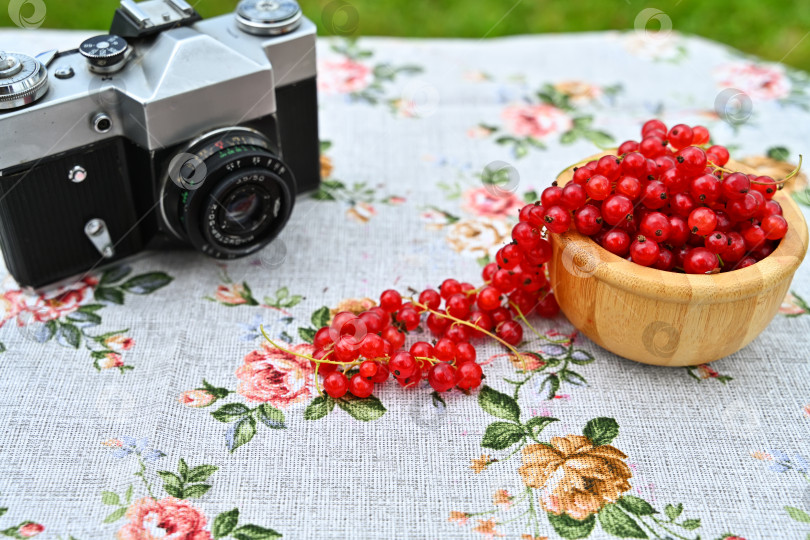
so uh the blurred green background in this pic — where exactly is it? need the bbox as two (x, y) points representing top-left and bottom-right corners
(1, 0), (808, 69)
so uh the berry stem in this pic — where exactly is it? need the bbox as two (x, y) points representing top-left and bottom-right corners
(411, 299), (525, 368)
(508, 300), (569, 345)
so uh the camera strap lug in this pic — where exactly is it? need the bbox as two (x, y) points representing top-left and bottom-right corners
(84, 219), (115, 259)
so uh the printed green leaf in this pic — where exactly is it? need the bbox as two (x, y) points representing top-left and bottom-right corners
(212, 403), (251, 422)
(583, 417), (619, 446)
(584, 130), (615, 148)
(201, 380), (231, 399)
(560, 130), (579, 145)
(59, 323), (81, 348)
(101, 491), (120, 505)
(786, 506), (810, 523)
(618, 495), (656, 516)
(178, 458), (189, 482)
(78, 303), (105, 313)
(570, 349), (595, 365)
(598, 503), (647, 538)
(125, 484), (133, 503)
(681, 518), (701, 530)
(523, 190), (539, 203)
(526, 416), (559, 436)
(182, 484), (211, 499)
(478, 385), (521, 422)
(664, 503), (683, 521)
(481, 422), (525, 450)
(337, 395), (386, 421)
(0, 508), (5, 517)
(100, 266), (132, 285)
(304, 396), (335, 420)
(95, 287), (125, 305)
(227, 416), (257, 452)
(187, 465), (218, 483)
(547, 512), (596, 539)
(103, 506), (128, 523)
(767, 146), (790, 161)
(232, 524), (282, 540)
(276, 287), (289, 300)
(67, 311), (102, 325)
(298, 327), (316, 344)
(120, 272), (173, 294)
(213, 508), (240, 538)
(431, 391), (447, 409)
(540, 374), (560, 399)
(257, 403), (285, 429)
(157, 471), (182, 494)
(311, 306), (330, 328)
(562, 370), (588, 386)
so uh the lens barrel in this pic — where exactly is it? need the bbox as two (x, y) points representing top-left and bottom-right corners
(160, 128), (296, 259)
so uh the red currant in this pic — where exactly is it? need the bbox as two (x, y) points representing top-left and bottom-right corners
(323, 372), (349, 398)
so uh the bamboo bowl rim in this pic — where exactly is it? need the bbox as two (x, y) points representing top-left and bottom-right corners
(553, 152), (810, 304)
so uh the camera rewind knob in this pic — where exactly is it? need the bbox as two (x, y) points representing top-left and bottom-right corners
(79, 35), (132, 74)
(236, 0), (303, 36)
(0, 51), (50, 111)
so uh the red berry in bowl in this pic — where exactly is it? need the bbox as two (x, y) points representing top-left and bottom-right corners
(573, 205), (603, 235)
(683, 247), (719, 274)
(721, 172), (750, 200)
(616, 175), (642, 201)
(641, 180), (669, 210)
(596, 155), (622, 181)
(688, 207), (717, 235)
(585, 174), (611, 200)
(561, 183), (587, 210)
(544, 205), (572, 234)
(541, 185), (563, 207)
(640, 135), (666, 158)
(706, 145), (730, 166)
(511, 222), (541, 249)
(601, 194), (634, 226)
(496, 244), (523, 270)
(691, 125), (710, 145)
(654, 248), (676, 271)
(704, 232), (728, 254)
(667, 124), (694, 149)
(618, 140), (640, 155)
(629, 235), (660, 267)
(676, 146), (707, 175)
(761, 214), (788, 240)
(536, 293), (560, 318)
(642, 118), (667, 136)
(602, 230), (631, 256)
(639, 212), (671, 242)
(667, 215), (690, 247)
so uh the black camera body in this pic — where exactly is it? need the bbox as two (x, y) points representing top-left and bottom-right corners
(0, 0), (320, 288)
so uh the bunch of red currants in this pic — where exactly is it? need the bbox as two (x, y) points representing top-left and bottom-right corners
(529, 119), (795, 273)
(307, 270), (560, 400)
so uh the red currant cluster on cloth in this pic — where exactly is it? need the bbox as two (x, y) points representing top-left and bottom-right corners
(265, 273), (561, 400)
(532, 119), (798, 273)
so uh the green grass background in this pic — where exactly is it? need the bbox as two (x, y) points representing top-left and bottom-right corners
(1, 0), (808, 69)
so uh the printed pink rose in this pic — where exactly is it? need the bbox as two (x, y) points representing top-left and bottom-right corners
(178, 390), (215, 408)
(0, 290), (27, 328)
(117, 497), (211, 540)
(715, 62), (790, 100)
(31, 286), (93, 322)
(461, 186), (524, 219)
(99, 352), (124, 370)
(695, 364), (718, 379)
(318, 60), (373, 94)
(105, 335), (135, 351)
(501, 104), (572, 139)
(18, 523), (44, 537)
(236, 342), (315, 407)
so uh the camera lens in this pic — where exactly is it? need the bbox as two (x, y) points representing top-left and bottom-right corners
(160, 128), (296, 259)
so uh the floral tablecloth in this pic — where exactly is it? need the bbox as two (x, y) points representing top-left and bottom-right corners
(0, 28), (809, 540)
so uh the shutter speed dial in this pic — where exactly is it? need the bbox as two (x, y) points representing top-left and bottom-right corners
(79, 34), (131, 74)
(236, 0), (302, 35)
(0, 51), (49, 111)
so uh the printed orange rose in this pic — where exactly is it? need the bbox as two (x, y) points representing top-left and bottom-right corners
(99, 353), (124, 370)
(448, 511), (469, 526)
(461, 187), (524, 219)
(215, 283), (249, 305)
(472, 518), (503, 538)
(178, 390), (215, 408)
(347, 202), (377, 223)
(492, 489), (511, 507)
(320, 154), (334, 179)
(446, 218), (511, 260)
(470, 454), (496, 474)
(330, 297), (377, 320)
(501, 104), (572, 139)
(105, 335), (135, 352)
(318, 60), (373, 94)
(553, 81), (602, 104)
(804, 404), (810, 418)
(518, 434), (632, 520)
(117, 497), (211, 540)
(695, 364), (718, 379)
(236, 342), (315, 407)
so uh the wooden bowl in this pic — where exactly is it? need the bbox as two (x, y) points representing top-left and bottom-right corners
(548, 152), (809, 366)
